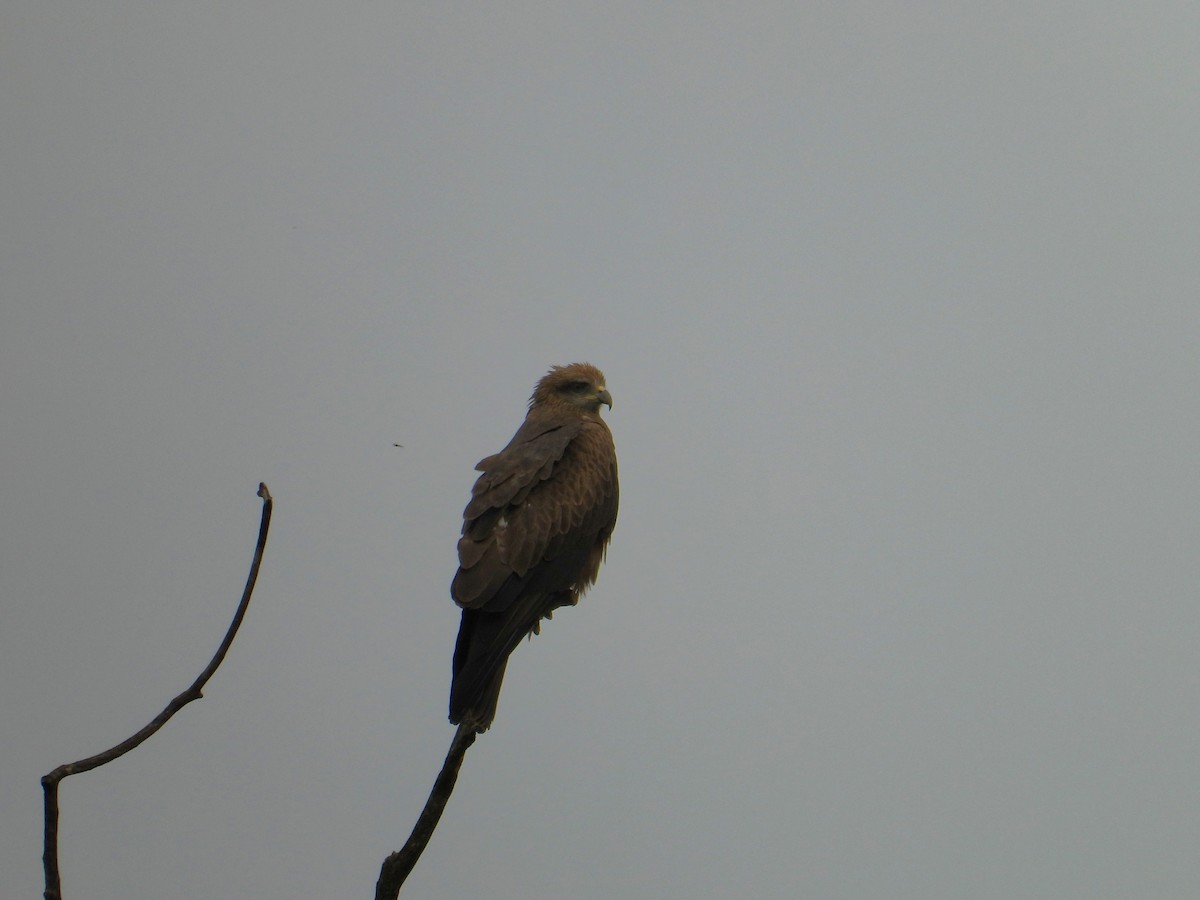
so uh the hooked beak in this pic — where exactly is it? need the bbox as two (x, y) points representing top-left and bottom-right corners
(597, 388), (613, 410)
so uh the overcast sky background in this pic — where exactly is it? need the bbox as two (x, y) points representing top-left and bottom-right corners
(3, 4), (1199, 898)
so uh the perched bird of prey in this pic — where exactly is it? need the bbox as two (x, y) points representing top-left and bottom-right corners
(449, 363), (619, 732)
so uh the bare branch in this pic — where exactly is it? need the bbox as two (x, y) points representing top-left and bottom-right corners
(42, 483), (274, 900)
(375, 723), (478, 898)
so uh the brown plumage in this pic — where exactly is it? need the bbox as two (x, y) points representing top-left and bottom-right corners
(449, 363), (619, 732)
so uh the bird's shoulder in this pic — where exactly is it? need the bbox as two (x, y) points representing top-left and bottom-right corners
(464, 409), (584, 517)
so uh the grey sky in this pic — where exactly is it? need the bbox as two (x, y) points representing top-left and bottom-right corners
(3, 4), (1199, 898)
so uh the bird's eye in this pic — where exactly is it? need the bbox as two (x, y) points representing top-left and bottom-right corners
(566, 381), (590, 393)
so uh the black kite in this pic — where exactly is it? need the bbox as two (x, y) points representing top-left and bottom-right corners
(449, 363), (619, 732)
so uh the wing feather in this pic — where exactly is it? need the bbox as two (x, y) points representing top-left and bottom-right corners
(452, 416), (614, 611)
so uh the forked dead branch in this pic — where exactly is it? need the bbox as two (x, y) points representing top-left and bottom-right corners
(41, 483), (274, 900)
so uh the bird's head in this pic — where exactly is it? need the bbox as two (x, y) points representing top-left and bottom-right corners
(531, 363), (612, 415)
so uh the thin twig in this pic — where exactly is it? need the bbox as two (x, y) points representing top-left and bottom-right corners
(375, 722), (478, 899)
(41, 483), (274, 900)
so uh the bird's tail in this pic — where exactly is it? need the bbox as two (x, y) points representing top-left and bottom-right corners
(449, 654), (507, 733)
(449, 591), (574, 732)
